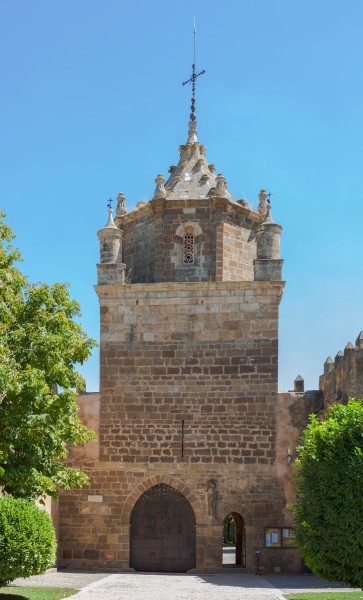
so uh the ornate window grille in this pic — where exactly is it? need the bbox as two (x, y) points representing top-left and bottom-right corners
(183, 233), (194, 264)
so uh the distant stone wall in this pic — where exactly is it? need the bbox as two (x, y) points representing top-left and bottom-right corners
(276, 390), (323, 467)
(56, 392), (99, 563)
(319, 331), (363, 407)
(68, 392), (100, 464)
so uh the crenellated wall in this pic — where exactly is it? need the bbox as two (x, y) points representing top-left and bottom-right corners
(319, 331), (363, 407)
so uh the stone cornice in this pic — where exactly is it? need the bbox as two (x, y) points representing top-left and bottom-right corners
(115, 195), (263, 229)
(94, 279), (285, 299)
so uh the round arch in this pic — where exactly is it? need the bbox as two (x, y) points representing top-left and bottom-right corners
(175, 221), (203, 238)
(219, 499), (255, 528)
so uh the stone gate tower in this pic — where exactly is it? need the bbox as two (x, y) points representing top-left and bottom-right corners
(59, 114), (297, 572)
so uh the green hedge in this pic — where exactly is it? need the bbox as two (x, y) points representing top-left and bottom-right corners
(0, 496), (57, 585)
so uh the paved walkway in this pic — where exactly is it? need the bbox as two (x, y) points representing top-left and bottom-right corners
(12, 569), (358, 599)
(65, 573), (286, 600)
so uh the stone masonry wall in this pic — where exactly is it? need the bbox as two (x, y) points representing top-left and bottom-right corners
(57, 280), (299, 574)
(160, 202), (215, 282)
(119, 198), (259, 284)
(98, 282), (280, 466)
(216, 221), (256, 282)
(121, 209), (156, 283)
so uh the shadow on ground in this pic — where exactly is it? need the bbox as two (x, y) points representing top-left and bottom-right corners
(0, 594), (28, 599)
(134, 572), (274, 589)
(263, 574), (355, 592)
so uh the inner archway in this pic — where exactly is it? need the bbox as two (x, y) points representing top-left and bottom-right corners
(130, 483), (196, 572)
(222, 512), (246, 567)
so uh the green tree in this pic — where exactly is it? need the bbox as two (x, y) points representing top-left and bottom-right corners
(0, 212), (97, 500)
(292, 399), (363, 589)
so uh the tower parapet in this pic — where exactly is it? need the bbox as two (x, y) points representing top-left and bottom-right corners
(111, 117), (285, 285)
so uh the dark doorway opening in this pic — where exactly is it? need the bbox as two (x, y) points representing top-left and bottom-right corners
(130, 483), (196, 572)
(222, 512), (246, 567)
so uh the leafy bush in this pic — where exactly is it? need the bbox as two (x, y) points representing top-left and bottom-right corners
(292, 399), (363, 589)
(0, 496), (57, 585)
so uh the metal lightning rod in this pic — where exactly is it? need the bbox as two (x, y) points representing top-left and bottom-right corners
(182, 18), (205, 122)
(193, 16), (196, 66)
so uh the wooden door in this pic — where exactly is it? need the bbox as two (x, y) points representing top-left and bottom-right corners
(130, 484), (196, 572)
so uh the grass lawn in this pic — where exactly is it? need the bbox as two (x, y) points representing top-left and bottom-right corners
(0, 587), (78, 600)
(286, 593), (363, 600)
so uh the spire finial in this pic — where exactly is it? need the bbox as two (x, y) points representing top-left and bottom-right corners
(182, 18), (206, 123)
(104, 197), (117, 228)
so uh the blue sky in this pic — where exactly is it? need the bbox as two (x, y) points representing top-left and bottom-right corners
(1, 0), (362, 392)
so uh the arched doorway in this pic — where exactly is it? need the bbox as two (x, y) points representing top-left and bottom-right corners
(130, 483), (196, 572)
(222, 512), (246, 567)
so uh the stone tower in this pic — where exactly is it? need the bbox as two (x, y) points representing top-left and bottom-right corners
(58, 115), (297, 573)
